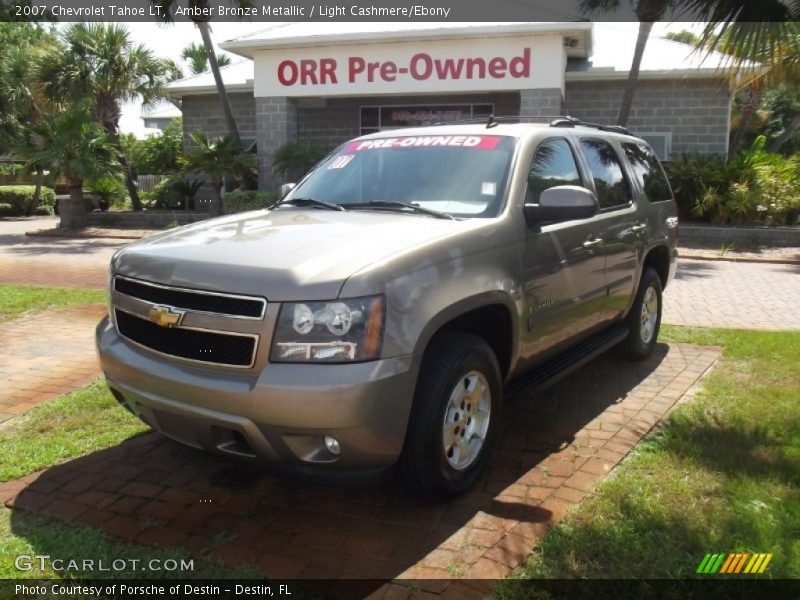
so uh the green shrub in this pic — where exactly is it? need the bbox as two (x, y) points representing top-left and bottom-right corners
(146, 177), (202, 210)
(0, 185), (56, 216)
(223, 190), (277, 214)
(666, 136), (800, 225)
(271, 140), (333, 181)
(32, 205), (54, 216)
(0, 203), (15, 217)
(87, 177), (126, 209)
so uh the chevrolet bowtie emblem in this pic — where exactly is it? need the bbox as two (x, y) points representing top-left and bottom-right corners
(148, 305), (185, 328)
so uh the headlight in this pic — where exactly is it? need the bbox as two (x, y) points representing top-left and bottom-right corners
(270, 295), (385, 363)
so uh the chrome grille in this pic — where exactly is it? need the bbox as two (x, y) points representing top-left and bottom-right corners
(114, 276), (266, 319)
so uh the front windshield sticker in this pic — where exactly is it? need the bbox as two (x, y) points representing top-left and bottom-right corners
(481, 182), (497, 196)
(346, 135), (502, 152)
(327, 154), (355, 169)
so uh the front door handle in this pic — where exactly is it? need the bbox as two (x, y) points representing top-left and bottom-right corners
(631, 223), (647, 233)
(583, 238), (603, 248)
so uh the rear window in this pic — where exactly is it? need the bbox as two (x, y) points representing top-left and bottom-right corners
(286, 134), (517, 218)
(622, 142), (673, 202)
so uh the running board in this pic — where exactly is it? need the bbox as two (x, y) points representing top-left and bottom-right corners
(504, 325), (629, 397)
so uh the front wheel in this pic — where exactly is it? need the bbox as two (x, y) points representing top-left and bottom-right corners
(401, 332), (502, 498)
(619, 267), (663, 361)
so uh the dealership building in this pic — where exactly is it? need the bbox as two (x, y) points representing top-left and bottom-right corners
(167, 22), (738, 189)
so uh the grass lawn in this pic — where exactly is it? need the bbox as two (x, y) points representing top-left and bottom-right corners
(0, 505), (257, 580)
(0, 284), (105, 322)
(0, 379), (147, 483)
(502, 326), (799, 588)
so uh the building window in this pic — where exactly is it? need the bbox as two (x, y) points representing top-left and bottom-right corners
(360, 104), (494, 135)
(635, 132), (672, 161)
(579, 138), (631, 210)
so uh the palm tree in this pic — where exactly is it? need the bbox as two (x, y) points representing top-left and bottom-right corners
(38, 23), (179, 211)
(151, 0), (254, 146)
(182, 132), (256, 217)
(579, 0), (677, 127)
(16, 107), (119, 229)
(0, 30), (55, 213)
(680, 4), (800, 153)
(182, 42), (231, 75)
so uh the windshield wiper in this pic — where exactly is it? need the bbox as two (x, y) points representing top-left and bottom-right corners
(276, 197), (346, 212)
(350, 201), (455, 220)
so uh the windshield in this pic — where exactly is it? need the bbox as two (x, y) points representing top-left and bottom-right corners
(285, 134), (517, 218)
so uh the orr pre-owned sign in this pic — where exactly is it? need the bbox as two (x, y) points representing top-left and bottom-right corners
(253, 34), (567, 97)
(277, 49), (532, 86)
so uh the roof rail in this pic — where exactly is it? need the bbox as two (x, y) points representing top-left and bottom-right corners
(429, 114), (632, 135)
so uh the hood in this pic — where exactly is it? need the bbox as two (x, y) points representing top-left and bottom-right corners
(113, 208), (471, 301)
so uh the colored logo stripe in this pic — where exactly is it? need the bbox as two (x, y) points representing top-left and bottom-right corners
(697, 553), (773, 574)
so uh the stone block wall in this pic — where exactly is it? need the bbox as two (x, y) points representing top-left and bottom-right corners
(564, 78), (731, 155)
(181, 92), (257, 147)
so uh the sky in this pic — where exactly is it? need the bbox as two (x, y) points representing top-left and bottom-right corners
(109, 21), (706, 138)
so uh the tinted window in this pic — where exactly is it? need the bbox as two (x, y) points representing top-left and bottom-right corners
(622, 142), (673, 202)
(527, 138), (582, 203)
(579, 139), (631, 209)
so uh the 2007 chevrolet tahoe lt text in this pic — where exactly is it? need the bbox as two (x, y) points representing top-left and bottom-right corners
(96, 119), (678, 497)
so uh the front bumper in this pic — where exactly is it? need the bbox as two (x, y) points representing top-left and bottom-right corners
(96, 316), (419, 470)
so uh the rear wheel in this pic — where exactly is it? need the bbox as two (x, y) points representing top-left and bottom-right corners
(401, 332), (502, 498)
(619, 267), (663, 360)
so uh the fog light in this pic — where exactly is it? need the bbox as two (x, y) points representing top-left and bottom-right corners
(324, 435), (341, 456)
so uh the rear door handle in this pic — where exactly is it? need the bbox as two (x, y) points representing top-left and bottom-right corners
(666, 217), (678, 229)
(631, 223), (647, 233)
(583, 238), (603, 248)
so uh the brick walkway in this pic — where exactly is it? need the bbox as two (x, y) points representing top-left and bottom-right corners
(0, 217), (123, 288)
(663, 259), (800, 330)
(0, 306), (105, 423)
(0, 343), (719, 595)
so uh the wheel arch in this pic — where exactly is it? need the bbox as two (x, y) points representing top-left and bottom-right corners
(413, 292), (518, 381)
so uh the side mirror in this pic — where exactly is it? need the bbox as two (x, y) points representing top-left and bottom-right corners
(279, 183), (296, 200)
(524, 185), (598, 225)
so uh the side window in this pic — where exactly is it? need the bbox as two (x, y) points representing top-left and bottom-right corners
(527, 138), (582, 203)
(622, 142), (673, 202)
(579, 138), (631, 210)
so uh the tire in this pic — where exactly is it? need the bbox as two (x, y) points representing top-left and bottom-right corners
(401, 332), (503, 498)
(619, 267), (663, 361)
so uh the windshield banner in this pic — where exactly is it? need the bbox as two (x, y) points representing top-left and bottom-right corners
(346, 135), (502, 152)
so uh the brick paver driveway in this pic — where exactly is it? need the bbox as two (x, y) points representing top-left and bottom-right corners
(0, 306), (105, 424)
(663, 258), (800, 330)
(1, 343), (720, 596)
(0, 217), (124, 288)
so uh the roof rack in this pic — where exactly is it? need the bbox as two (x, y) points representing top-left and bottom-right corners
(430, 114), (632, 135)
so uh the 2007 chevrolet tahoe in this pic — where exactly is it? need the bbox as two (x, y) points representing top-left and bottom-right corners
(96, 118), (678, 497)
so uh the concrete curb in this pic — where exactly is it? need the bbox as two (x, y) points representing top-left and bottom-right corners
(24, 229), (155, 240)
(679, 253), (800, 266)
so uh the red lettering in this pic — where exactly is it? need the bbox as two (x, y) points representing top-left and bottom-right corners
(466, 57), (486, 79)
(434, 57), (465, 80)
(509, 48), (530, 78)
(319, 58), (337, 84)
(277, 60), (298, 86)
(367, 61), (381, 82)
(410, 53), (432, 80)
(488, 57), (507, 78)
(300, 59), (318, 85)
(348, 57), (365, 83)
(380, 61), (397, 82)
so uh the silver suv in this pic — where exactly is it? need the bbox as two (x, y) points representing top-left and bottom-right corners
(96, 119), (678, 497)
